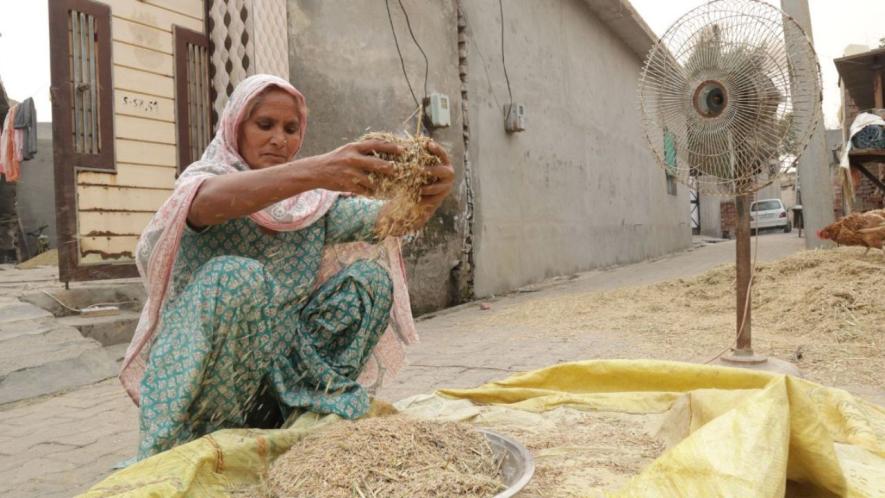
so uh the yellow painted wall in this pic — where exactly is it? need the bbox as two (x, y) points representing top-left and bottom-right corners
(76, 0), (203, 264)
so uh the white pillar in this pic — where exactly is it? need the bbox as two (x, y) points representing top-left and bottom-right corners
(780, 0), (835, 248)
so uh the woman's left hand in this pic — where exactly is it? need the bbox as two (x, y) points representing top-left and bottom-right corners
(417, 141), (455, 221)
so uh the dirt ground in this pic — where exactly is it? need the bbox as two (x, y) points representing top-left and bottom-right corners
(379, 233), (885, 406)
(476, 246), (884, 391)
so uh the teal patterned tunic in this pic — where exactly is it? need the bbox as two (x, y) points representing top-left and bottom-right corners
(137, 197), (391, 459)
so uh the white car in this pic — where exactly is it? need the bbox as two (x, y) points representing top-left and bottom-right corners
(750, 199), (792, 233)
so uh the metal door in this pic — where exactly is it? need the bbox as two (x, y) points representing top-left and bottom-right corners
(689, 176), (701, 235)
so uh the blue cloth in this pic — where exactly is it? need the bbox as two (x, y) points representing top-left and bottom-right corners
(136, 198), (392, 459)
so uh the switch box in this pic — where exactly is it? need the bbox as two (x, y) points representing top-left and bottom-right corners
(425, 93), (451, 129)
(504, 103), (526, 132)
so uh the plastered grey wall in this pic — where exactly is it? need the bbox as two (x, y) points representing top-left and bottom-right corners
(461, 0), (691, 296)
(17, 122), (57, 256)
(699, 192), (722, 238)
(755, 182), (782, 204)
(286, 0), (466, 313)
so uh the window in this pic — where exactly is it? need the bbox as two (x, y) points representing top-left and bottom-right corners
(664, 128), (678, 196)
(666, 172), (678, 196)
(49, 0), (115, 170)
(174, 26), (212, 173)
(751, 200), (782, 212)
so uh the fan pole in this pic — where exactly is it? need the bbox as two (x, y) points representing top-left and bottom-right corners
(726, 193), (766, 364)
(734, 194), (753, 353)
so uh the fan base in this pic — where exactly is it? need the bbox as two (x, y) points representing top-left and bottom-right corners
(721, 350), (767, 364)
(714, 354), (802, 377)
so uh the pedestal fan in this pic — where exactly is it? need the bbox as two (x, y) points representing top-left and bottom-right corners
(638, 0), (822, 364)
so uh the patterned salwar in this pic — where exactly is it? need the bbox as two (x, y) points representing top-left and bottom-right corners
(137, 197), (391, 459)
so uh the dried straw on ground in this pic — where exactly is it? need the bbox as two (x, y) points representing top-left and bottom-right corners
(266, 415), (505, 498)
(360, 131), (440, 238)
(479, 408), (666, 497)
(15, 249), (58, 269)
(480, 247), (884, 389)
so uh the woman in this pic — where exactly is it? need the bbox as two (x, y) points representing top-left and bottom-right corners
(121, 75), (454, 459)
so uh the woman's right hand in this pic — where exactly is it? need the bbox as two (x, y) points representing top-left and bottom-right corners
(311, 140), (402, 195)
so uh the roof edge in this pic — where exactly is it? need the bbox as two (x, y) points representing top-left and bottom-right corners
(581, 0), (658, 60)
(834, 46), (885, 67)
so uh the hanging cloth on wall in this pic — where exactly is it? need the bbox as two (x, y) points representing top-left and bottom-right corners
(0, 82), (9, 127)
(0, 104), (21, 182)
(0, 102), (6, 178)
(13, 97), (37, 160)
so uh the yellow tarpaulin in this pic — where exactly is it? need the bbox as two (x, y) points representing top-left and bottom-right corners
(82, 360), (885, 497)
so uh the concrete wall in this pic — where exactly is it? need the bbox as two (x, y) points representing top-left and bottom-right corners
(698, 192), (722, 238)
(461, 0), (691, 296)
(755, 182), (782, 203)
(16, 123), (57, 257)
(286, 0), (466, 313)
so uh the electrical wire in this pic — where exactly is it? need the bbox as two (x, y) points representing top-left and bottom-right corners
(41, 290), (82, 313)
(384, 0), (430, 113)
(499, 0), (514, 118)
(397, 0), (429, 103)
(384, 0), (419, 109)
(39, 289), (139, 314)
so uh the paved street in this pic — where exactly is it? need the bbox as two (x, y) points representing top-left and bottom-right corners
(0, 233), (826, 496)
(0, 380), (136, 498)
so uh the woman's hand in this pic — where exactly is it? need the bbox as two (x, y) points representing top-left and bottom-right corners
(312, 140), (402, 195)
(415, 141), (455, 225)
(187, 140), (400, 228)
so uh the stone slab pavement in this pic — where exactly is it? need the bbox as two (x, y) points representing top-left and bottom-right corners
(0, 380), (137, 498)
(0, 232), (825, 496)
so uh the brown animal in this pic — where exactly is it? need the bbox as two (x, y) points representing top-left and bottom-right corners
(817, 209), (885, 254)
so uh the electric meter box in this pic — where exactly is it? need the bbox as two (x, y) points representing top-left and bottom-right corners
(426, 93), (451, 128)
(504, 103), (526, 132)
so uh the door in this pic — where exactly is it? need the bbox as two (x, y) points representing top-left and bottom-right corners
(689, 176), (701, 235)
(49, 0), (128, 281)
(49, 0), (209, 283)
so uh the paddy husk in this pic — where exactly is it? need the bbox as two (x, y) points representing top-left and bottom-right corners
(265, 415), (505, 498)
(360, 132), (440, 239)
(481, 247), (885, 388)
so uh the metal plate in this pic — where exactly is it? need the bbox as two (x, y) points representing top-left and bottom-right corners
(478, 429), (535, 498)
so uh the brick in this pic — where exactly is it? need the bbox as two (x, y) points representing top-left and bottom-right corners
(16, 485), (73, 498)
(55, 395), (112, 411)
(46, 439), (127, 466)
(0, 455), (20, 473)
(51, 424), (125, 448)
(0, 443), (78, 473)
(0, 457), (79, 487)
(60, 403), (125, 421)
(0, 423), (84, 455)
(42, 451), (130, 494)
(1, 409), (82, 429)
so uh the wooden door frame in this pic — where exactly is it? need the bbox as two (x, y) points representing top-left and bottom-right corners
(49, 0), (137, 282)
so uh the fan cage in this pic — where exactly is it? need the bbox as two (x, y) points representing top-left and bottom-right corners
(638, 0), (822, 196)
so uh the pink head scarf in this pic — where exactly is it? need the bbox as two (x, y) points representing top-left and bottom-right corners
(120, 74), (417, 404)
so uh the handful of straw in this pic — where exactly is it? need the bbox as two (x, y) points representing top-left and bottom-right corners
(360, 131), (442, 238)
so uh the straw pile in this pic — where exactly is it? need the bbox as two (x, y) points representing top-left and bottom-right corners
(16, 249), (58, 269)
(480, 247), (884, 388)
(265, 415), (505, 498)
(360, 132), (440, 238)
